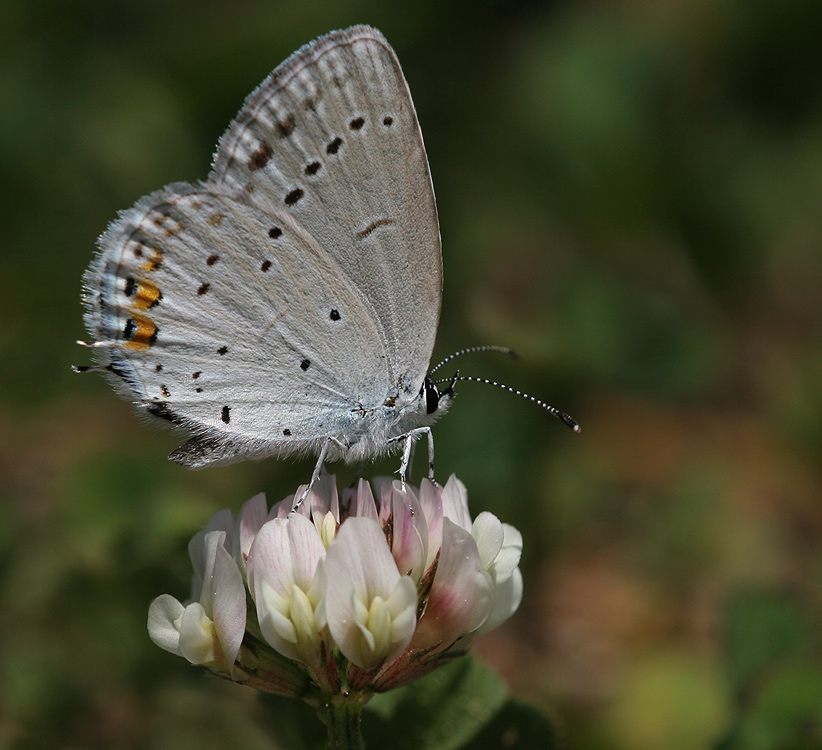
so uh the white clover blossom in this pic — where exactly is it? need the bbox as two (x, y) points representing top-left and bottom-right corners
(147, 473), (523, 699)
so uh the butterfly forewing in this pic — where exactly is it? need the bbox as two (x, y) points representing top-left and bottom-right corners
(212, 25), (442, 390)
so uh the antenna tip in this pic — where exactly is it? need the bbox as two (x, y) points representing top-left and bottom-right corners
(557, 411), (581, 433)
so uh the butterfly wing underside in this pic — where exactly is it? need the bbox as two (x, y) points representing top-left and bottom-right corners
(82, 26), (442, 468)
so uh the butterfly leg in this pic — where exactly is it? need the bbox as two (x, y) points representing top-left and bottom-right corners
(394, 427), (435, 489)
(294, 437), (348, 510)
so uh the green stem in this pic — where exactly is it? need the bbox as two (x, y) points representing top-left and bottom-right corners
(320, 697), (365, 750)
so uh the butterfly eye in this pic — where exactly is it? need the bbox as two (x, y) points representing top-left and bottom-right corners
(423, 377), (440, 415)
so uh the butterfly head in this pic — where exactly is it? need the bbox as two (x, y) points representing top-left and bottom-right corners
(421, 375), (455, 416)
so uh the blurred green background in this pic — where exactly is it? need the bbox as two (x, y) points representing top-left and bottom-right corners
(3, 0), (822, 747)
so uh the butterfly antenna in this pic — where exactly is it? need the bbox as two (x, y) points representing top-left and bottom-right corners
(434, 374), (581, 433)
(429, 345), (520, 375)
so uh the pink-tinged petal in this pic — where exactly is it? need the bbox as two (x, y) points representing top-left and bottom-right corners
(413, 519), (493, 650)
(470, 512), (504, 569)
(210, 539), (247, 676)
(247, 515), (325, 597)
(248, 515), (327, 665)
(325, 518), (415, 671)
(178, 602), (217, 665)
(198, 530), (228, 617)
(478, 567), (523, 634)
(391, 483), (427, 581)
(147, 595), (185, 655)
(236, 493), (268, 570)
(346, 478), (378, 522)
(270, 491), (311, 520)
(440, 475), (471, 530)
(309, 473), (339, 528)
(418, 479), (444, 571)
(373, 477), (396, 524)
(188, 510), (234, 599)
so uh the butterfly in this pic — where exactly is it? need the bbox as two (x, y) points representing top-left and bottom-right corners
(77, 26), (578, 495)
(77, 26), (454, 490)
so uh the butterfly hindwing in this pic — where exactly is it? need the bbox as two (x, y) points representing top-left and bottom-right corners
(84, 184), (392, 465)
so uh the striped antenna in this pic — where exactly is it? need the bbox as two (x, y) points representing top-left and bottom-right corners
(429, 345), (519, 375)
(434, 374), (581, 433)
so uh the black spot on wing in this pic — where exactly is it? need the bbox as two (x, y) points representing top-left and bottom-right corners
(276, 114), (296, 138)
(249, 141), (273, 170)
(285, 188), (304, 206)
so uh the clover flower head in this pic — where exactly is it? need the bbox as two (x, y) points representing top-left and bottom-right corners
(148, 473), (523, 700)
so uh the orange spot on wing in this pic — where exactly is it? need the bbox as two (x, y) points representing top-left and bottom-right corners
(125, 313), (158, 350)
(141, 247), (163, 272)
(132, 279), (161, 310)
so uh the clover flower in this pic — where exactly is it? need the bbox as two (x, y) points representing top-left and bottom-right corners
(148, 474), (523, 702)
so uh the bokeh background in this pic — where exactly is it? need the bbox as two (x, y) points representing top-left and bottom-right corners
(3, 0), (821, 747)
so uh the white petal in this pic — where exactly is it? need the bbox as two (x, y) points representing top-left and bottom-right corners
(210, 539), (247, 675)
(491, 523), (523, 584)
(197, 530), (228, 617)
(386, 575), (418, 655)
(478, 567), (523, 633)
(178, 602), (217, 665)
(471, 512), (504, 570)
(319, 511), (337, 549)
(147, 595), (185, 655)
(258, 579), (298, 646)
(248, 516), (326, 664)
(188, 513), (232, 601)
(248, 515), (324, 598)
(325, 518), (408, 670)
(440, 475), (471, 530)
(290, 583), (321, 655)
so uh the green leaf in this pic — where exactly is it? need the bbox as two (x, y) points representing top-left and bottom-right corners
(364, 655), (561, 750)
